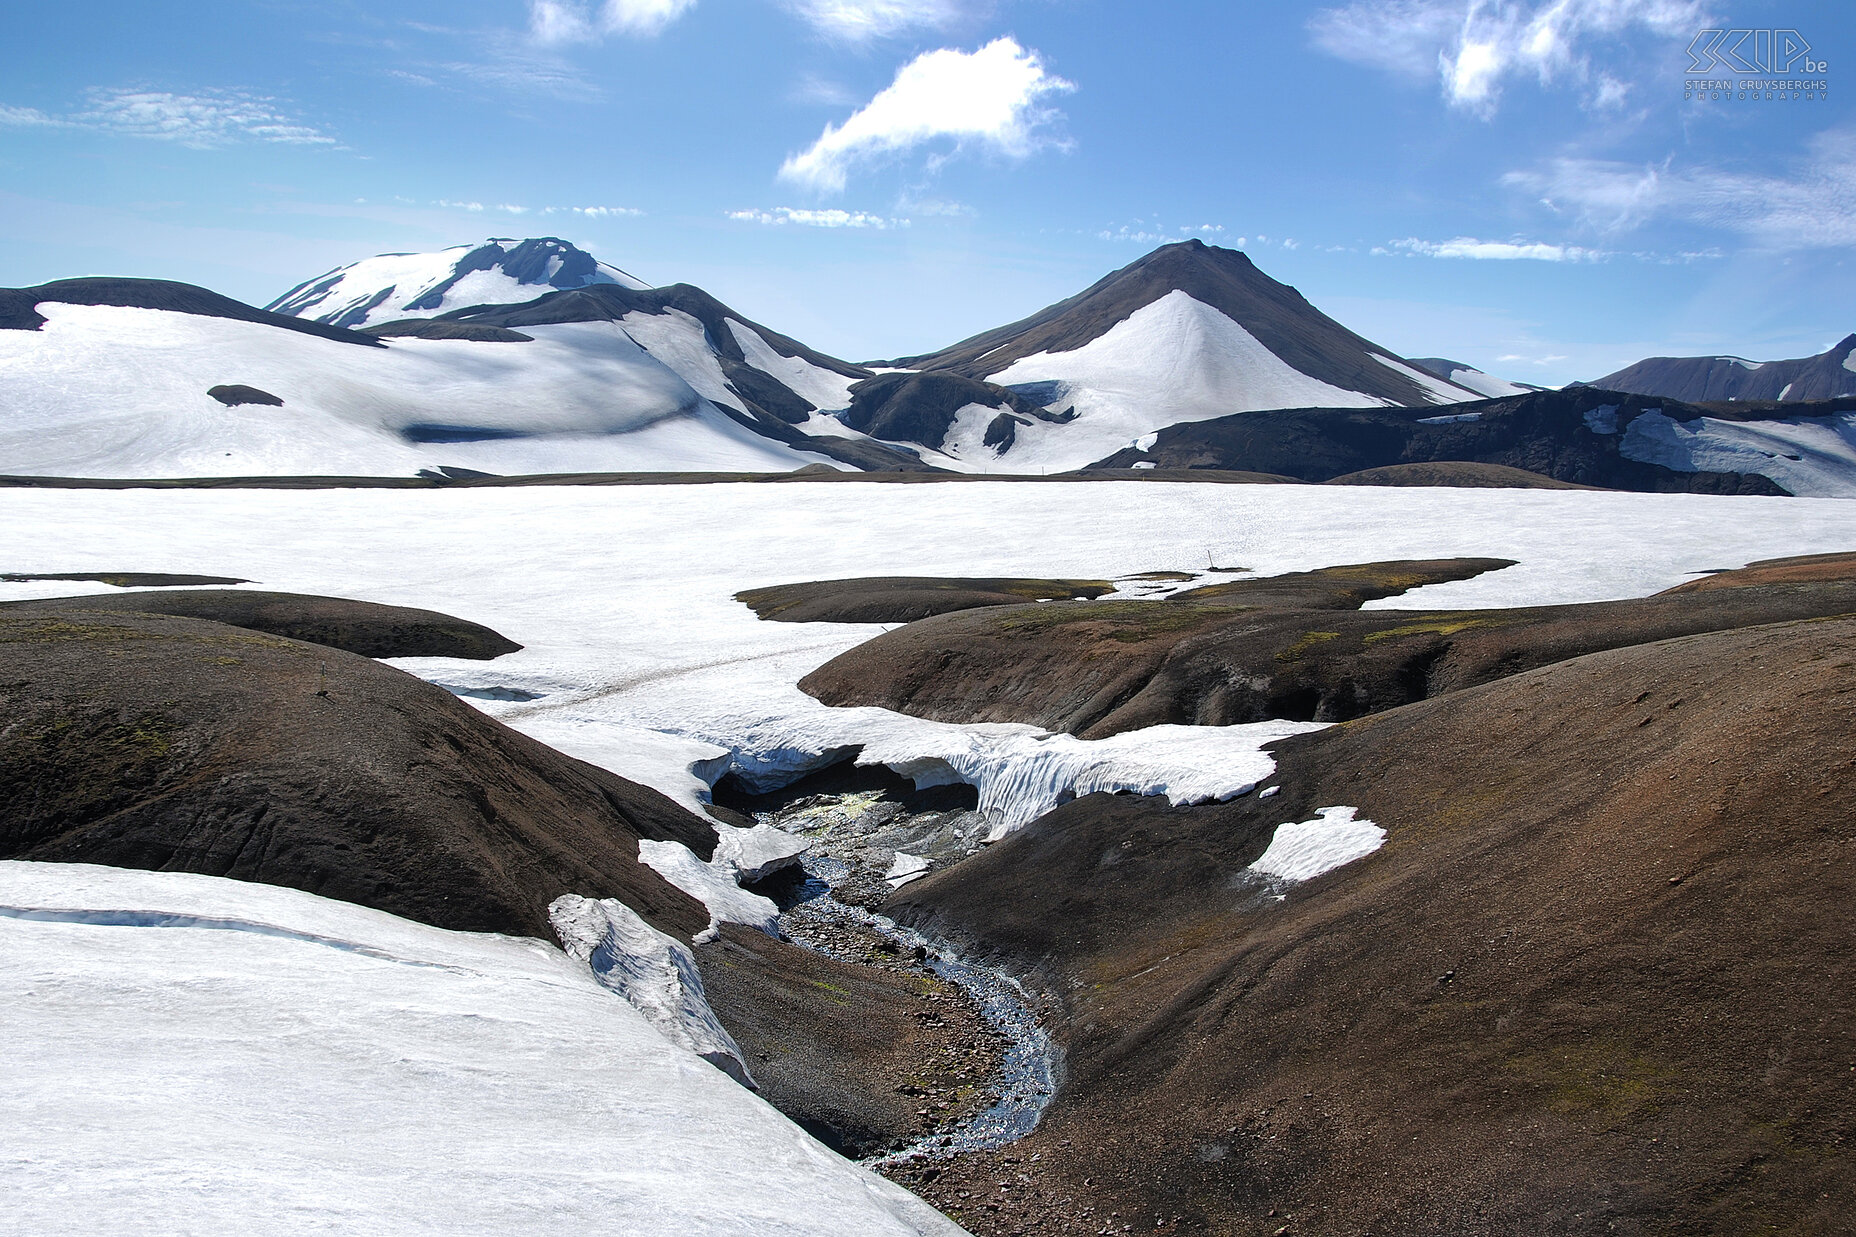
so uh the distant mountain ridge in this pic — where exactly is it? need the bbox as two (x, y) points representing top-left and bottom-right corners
(1590, 335), (1856, 402)
(267, 237), (651, 330)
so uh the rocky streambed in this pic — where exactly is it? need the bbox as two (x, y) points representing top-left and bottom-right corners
(699, 764), (1060, 1173)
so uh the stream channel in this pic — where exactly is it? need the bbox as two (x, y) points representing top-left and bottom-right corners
(723, 765), (1061, 1165)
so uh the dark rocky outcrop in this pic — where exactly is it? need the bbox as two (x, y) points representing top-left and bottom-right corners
(0, 590), (521, 660)
(838, 373), (1053, 451)
(1088, 387), (1808, 494)
(0, 605), (711, 941)
(881, 612), (1856, 1236)
(1, 572), (250, 587)
(0, 278), (384, 347)
(362, 319), (534, 342)
(737, 576), (1115, 625)
(207, 384), (284, 408)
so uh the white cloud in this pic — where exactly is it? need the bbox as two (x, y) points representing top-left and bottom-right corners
(777, 0), (970, 42)
(1, 90), (340, 148)
(0, 105), (65, 128)
(433, 200), (645, 218)
(543, 205), (646, 218)
(1311, 0), (1713, 115)
(1390, 235), (1607, 260)
(728, 206), (909, 229)
(779, 37), (1073, 194)
(529, 0), (697, 42)
(1504, 129), (1856, 249)
(79, 89), (339, 147)
(1097, 220), (1226, 245)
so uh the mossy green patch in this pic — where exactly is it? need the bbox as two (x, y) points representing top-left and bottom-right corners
(1276, 630), (1341, 662)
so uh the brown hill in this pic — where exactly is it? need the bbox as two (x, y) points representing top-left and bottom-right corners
(0, 603), (711, 940)
(799, 557), (1856, 736)
(883, 614), (1856, 1235)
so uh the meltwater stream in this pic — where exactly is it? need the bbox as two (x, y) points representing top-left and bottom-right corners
(776, 855), (1060, 1166)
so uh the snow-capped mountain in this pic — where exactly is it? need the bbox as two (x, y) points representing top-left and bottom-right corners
(882, 240), (1485, 471)
(0, 276), (841, 477)
(1407, 357), (1537, 398)
(267, 237), (651, 329)
(1589, 334), (1856, 403)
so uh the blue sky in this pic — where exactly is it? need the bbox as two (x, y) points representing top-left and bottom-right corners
(2, 0), (1850, 383)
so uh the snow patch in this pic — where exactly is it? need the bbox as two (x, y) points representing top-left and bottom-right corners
(1441, 366), (1529, 399)
(549, 893), (754, 1086)
(637, 839), (783, 941)
(0, 860), (967, 1237)
(885, 853), (932, 888)
(1249, 806), (1385, 882)
(1583, 404), (1620, 435)
(1417, 412), (1482, 425)
(726, 320), (860, 413)
(1372, 354), (1479, 405)
(1620, 410), (1856, 497)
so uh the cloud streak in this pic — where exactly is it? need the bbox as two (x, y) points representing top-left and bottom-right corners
(1310, 0), (1712, 115)
(529, 0), (697, 42)
(1, 89), (339, 149)
(1387, 235), (1607, 260)
(776, 0), (972, 43)
(728, 206), (909, 228)
(779, 37), (1072, 194)
(1504, 129), (1856, 250)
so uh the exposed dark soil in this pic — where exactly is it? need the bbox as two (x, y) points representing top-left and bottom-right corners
(738, 576), (1116, 624)
(1, 572), (249, 587)
(1324, 461), (1593, 489)
(883, 614), (1856, 1236)
(206, 384), (284, 408)
(698, 919), (1007, 1160)
(0, 590), (521, 660)
(0, 277), (383, 347)
(362, 320), (535, 342)
(801, 557), (1856, 736)
(1088, 387), (1819, 495)
(0, 605), (712, 941)
(0, 468), (1305, 490)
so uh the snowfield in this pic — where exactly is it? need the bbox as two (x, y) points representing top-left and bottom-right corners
(0, 861), (967, 1237)
(0, 304), (827, 477)
(4, 480), (1854, 839)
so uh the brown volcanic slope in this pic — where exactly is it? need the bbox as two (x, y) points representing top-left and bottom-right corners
(0, 604), (711, 940)
(883, 616), (1856, 1237)
(895, 239), (1465, 408)
(737, 576), (1115, 624)
(0, 589), (521, 659)
(801, 558), (1856, 737)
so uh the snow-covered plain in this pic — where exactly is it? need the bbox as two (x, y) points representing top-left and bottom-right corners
(0, 861), (967, 1237)
(0, 305), (826, 477)
(3, 480), (1852, 839)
